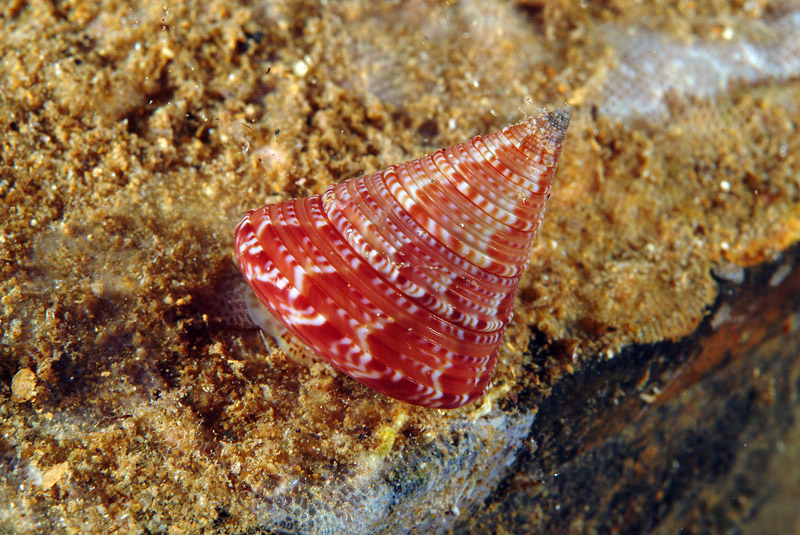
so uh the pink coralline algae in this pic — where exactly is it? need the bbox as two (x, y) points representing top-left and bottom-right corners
(235, 107), (571, 408)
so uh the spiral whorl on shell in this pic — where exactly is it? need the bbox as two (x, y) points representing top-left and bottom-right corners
(235, 107), (571, 408)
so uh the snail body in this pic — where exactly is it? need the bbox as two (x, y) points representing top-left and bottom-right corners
(235, 107), (571, 408)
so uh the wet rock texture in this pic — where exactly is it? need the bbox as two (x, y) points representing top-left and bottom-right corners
(1, 1), (799, 534)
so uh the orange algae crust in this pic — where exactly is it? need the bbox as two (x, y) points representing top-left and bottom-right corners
(1, 0), (799, 534)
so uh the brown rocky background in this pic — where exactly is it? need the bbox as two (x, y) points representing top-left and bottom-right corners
(2, 1), (799, 534)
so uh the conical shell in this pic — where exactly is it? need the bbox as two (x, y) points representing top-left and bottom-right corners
(235, 107), (571, 408)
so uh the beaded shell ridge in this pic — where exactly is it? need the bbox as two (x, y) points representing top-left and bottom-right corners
(235, 107), (572, 409)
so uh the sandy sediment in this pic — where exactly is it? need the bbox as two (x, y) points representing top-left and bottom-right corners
(1, 1), (799, 533)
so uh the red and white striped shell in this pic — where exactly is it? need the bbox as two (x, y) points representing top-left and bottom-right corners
(235, 107), (571, 408)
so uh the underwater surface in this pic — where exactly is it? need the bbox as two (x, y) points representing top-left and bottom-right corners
(2, 1), (800, 533)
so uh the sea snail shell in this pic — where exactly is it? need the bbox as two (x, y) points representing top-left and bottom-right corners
(235, 107), (571, 408)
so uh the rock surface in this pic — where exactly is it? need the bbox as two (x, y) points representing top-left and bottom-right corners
(1, 1), (799, 534)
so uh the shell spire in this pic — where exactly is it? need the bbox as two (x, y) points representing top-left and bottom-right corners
(235, 107), (571, 408)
